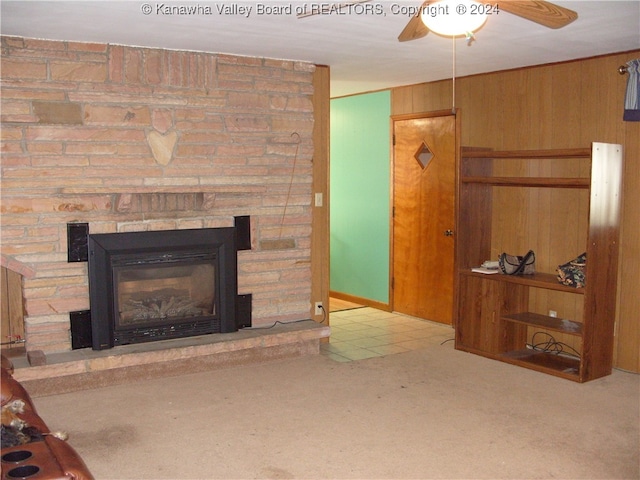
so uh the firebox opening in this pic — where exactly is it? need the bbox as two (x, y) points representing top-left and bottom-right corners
(114, 256), (216, 327)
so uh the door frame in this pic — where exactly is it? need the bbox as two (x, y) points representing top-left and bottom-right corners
(389, 109), (461, 315)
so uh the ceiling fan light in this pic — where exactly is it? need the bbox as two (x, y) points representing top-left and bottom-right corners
(420, 0), (488, 37)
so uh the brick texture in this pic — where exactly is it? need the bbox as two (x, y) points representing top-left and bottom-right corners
(0, 36), (315, 353)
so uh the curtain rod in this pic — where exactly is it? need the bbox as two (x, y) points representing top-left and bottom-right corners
(618, 65), (628, 75)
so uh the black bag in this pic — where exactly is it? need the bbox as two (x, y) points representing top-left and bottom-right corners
(499, 250), (535, 275)
(557, 252), (586, 288)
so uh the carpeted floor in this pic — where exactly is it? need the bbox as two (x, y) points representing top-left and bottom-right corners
(33, 340), (639, 480)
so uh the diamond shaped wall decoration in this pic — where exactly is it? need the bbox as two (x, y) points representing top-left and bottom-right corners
(414, 142), (434, 170)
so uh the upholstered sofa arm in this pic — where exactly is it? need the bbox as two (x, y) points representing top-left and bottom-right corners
(1, 355), (94, 479)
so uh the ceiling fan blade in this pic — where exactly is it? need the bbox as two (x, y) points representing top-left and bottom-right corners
(398, 1), (431, 42)
(397, 0), (576, 42)
(486, 1), (578, 29)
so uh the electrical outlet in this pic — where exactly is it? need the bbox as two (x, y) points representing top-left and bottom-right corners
(314, 302), (323, 316)
(549, 310), (557, 318)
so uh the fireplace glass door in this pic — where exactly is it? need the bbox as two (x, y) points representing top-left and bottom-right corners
(110, 252), (219, 345)
(114, 260), (216, 327)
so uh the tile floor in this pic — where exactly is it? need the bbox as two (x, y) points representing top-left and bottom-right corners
(320, 306), (455, 362)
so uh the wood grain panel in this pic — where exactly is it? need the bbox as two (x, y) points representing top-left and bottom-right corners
(0, 266), (25, 353)
(311, 65), (330, 325)
(582, 143), (623, 379)
(616, 120), (640, 370)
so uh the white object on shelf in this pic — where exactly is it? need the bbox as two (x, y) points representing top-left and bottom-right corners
(472, 266), (499, 274)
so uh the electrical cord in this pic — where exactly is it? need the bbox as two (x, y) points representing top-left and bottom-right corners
(278, 132), (301, 240)
(243, 304), (327, 330)
(316, 304), (327, 324)
(243, 318), (313, 330)
(527, 331), (581, 359)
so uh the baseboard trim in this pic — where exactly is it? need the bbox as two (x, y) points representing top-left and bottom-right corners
(329, 291), (391, 312)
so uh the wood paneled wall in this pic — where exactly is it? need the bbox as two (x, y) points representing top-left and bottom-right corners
(311, 65), (330, 325)
(391, 50), (640, 372)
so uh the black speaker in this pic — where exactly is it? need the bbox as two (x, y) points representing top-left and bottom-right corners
(236, 294), (252, 329)
(67, 223), (89, 262)
(234, 215), (251, 251)
(70, 310), (92, 349)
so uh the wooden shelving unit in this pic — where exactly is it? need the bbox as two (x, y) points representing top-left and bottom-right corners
(454, 143), (623, 382)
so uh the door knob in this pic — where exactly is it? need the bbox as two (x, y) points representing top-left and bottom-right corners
(444, 230), (454, 237)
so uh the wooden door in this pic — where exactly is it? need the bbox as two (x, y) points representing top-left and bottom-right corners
(392, 112), (457, 324)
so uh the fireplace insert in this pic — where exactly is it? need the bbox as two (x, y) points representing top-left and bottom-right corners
(88, 228), (238, 350)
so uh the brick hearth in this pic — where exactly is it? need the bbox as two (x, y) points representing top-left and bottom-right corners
(12, 320), (330, 397)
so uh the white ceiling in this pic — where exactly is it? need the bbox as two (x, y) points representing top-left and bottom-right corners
(1, 1), (639, 97)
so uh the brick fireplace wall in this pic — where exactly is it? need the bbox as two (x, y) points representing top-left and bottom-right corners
(0, 36), (316, 353)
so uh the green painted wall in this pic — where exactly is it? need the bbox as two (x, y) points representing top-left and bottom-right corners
(330, 91), (391, 304)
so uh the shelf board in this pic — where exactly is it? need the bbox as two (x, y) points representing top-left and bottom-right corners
(500, 349), (581, 381)
(461, 176), (590, 188)
(462, 148), (591, 159)
(502, 312), (583, 335)
(461, 270), (586, 294)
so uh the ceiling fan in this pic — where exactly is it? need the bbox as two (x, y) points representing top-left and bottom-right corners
(297, 1), (578, 41)
(398, 0), (578, 42)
